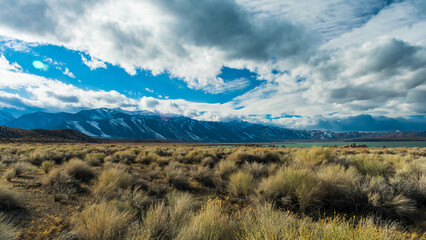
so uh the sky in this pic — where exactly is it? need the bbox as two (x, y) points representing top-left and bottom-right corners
(0, 0), (425, 131)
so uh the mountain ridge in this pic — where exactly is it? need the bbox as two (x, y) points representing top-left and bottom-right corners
(3, 108), (426, 143)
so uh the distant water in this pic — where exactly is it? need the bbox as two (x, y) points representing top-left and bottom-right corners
(268, 141), (426, 148)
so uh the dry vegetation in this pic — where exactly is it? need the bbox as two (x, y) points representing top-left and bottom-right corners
(0, 143), (425, 239)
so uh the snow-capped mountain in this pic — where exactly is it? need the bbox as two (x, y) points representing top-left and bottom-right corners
(4, 108), (425, 142)
(4, 108), (324, 142)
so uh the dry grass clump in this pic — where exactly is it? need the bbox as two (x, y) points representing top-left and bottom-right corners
(113, 150), (138, 164)
(216, 159), (237, 179)
(236, 204), (299, 239)
(142, 192), (199, 239)
(183, 149), (208, 164)
(165, 162), (191, 190)
(64, 158), (96, 182)
(93, 167), (133, 200)
(366, 177), (421, 223)
(227, 149), (281, 164)
(29, 148), (69, 165)
(5, 161), (37, 181)
(237, 205), (415, 240)
(293, 146), (333, 167)
(201, 156), (217, 168)
(85, 152), (105, 166)
(41, 160), (56, 173)
(257, 166), (324, 212)
(177, 199), (235, 240)
(71, 201), (133, 240)
(317, 165), (362, 210)
(0, 213), (16, 240)
(4, 169), (16, 182)
(43, 168), (82, 200)
(354, 154), (392, 177)
(229, 170), (255, 197)
(136, 152), (159, 165)
(143, 202), (171, 239)
(191, 166), (218, 188)
(0, 182), (23, 210)
(243, 162), (268, 179)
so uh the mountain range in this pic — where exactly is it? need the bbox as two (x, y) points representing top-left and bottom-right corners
(1, 108), (425, 142)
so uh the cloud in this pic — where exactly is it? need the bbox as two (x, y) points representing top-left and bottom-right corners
(324, 0), (426, 48)
(0, 55), (21, 71)
(81, 54), (107, 70)
(237, 0), (394, 40)
(205, 78), (250, 94)
(302, 37), (426, 116)
(63, 67), (76, 78)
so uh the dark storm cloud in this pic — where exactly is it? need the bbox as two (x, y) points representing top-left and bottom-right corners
(315, 38), (426, 113)
(314, 114), (426, 131)
(47, 92), (79, 103)
(146, 99), (159, 108)
(0, 0), (55, 34)
(0, 94), (29, 109)
(154, 0), (319, 61)
(329, 87), (401, 102)
(356, 39), (423, 77)
(0, 0), (100, 37)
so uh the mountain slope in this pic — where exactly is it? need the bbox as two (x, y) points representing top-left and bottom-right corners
(0, 126), (95, 142)
(0, 110), (15, 125)
(5, 108), (426, 142)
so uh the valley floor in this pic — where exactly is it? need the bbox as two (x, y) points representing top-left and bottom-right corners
(0, 143), (425, 239)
